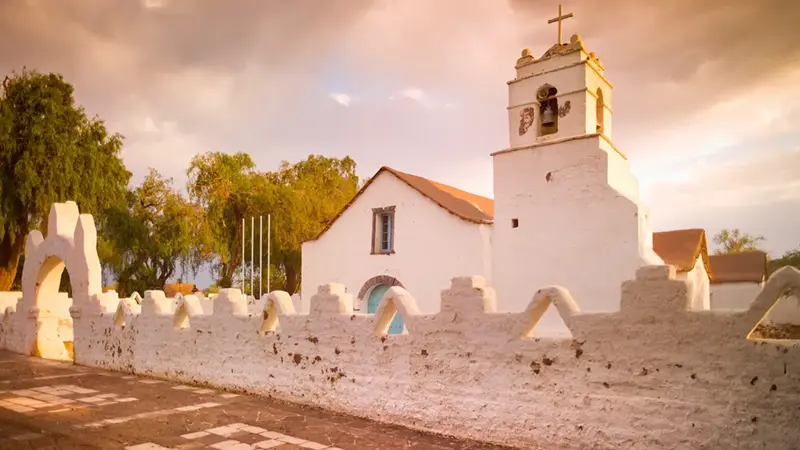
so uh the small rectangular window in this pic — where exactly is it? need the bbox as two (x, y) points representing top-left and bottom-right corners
(511, 218), (519, 228)
(371, 206), (395, 254)
(380, 213), (392, 252)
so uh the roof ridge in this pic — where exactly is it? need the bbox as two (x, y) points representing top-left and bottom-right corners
(383, 166), (491, 198)
(383, 167), (493, 224)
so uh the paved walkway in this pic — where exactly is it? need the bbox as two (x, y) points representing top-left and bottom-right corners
(0, 351), (511, 449)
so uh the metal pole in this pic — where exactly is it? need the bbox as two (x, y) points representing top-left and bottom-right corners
(267, 214), (271, 294)
(250, 216), (254, 296)
(241, 218), (245, 291)
(259, 216), (263, 298)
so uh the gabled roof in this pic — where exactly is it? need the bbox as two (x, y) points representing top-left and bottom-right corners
(708, 251), (768, 284)
(651, 228), (713, 278)
(309, 166), (493, 241)
(385, 167), (494, 223)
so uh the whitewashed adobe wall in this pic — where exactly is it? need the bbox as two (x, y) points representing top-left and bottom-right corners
(0, 202), (101, 360)
(711, 282), (762, 310)
(710, 282), (800, 325)
(675, 254), (711, 310)
(302, 171), (491, 314)
(0, 292), (21, 315)
(2, 266), (798, 449)
(491, 136), (664, 337)
(766, 292), (800, 325)
(2, 202), (800, 449)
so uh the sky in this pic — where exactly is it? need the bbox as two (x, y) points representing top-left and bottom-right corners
(1, 0), (799, 286)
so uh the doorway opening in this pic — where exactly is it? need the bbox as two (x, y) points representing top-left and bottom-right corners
(33, 256), (75, 361)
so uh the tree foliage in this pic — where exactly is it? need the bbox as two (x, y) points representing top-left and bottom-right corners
(187, 152), (359, 294)
(0, 69), (362, 296)
(769, 246), (800, 275)
(101, 169), (205, 297)
(263, 155), (359, 294)
(186, 152), (262, 288)
(712, 228), (766, 255)
(0, 69), (130, 290)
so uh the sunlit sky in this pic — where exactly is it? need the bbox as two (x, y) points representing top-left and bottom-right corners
(2, 0), (799, 286)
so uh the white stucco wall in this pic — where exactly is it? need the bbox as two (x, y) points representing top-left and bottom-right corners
(710, 282), (800, 325)
(711, 283), (763, 310)
(766, 292), (800, 325)
(301, 172), (490, 314)
(4, 265), (800, 450)
(491, 136), (661, 337)
(0, 202), (102, 360)
(675, 254), (710, 310)
(0, 292), (21, 314)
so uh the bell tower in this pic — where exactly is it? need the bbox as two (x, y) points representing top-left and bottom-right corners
(508, 15), (612, 146)
(490, 5), (663, 337)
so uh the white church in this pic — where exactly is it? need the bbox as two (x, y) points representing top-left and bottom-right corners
(300, 22), (769, 336)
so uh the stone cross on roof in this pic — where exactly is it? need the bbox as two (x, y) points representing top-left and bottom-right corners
(547, 4), (574, 45)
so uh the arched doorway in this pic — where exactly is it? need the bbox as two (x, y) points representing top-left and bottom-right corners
(19, 202), (103, 362)
(358, 275), (405, 335)
(30, 257), (76, 360)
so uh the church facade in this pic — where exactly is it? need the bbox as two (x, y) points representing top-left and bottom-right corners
(301, 167), (493, 325)
(301, 32), (720, 336)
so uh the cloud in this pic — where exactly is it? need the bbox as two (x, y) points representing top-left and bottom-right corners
(647, 146), (800, 208)
(115, 111), (209, 186)
(329, 92), (352, 107)
(389, 87), (434, 107)
(399, 87), (426, 102)
(633, 67), (800, 183)
(142, 0), (167, 9)
(644, 146), (800, 255)
(2, 0), (800, 255)
(4, 0), (797, 153)
(138, 116), (160, 134)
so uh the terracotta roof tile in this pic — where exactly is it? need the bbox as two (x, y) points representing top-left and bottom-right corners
(652, 229), (713, 278)
(708, 251), (767, 284)
(384, 167), (493, 223)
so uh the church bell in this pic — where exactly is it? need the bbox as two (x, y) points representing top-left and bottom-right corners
(542, 105), (555, 126)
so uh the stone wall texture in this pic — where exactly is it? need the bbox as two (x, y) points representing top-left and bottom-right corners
(2, 265), (800, 449)
(1, 203), (799, 449)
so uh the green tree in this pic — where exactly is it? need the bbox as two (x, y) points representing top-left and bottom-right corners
(769, 246), (800, 275)
(712, 228), (766, 255)
(0, 69), (130, 290)
(187, 152), (262, 288)
(263, 155), (359, 294)
(187, 152), (359, 294)
(102, 169), (205, 296)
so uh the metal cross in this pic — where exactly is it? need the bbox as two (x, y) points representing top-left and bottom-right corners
(547, 4), (574, 45)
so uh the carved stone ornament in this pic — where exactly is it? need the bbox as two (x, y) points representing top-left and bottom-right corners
(558, 101), (571, 118)
(518, 107), (535, 136)
(515, 48), (535, 69)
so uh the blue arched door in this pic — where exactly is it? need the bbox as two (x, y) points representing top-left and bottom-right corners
(366, 284), (404, 335)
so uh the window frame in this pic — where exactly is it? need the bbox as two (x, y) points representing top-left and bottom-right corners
(371, 206), (396, 255)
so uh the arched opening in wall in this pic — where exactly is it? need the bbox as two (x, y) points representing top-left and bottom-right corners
(537, 84), (559, 136)
(596, 88), (605, 133)
(749, 286), (800, 341)
(34, 256), (76, 361)
(358, 275), (405, 335)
